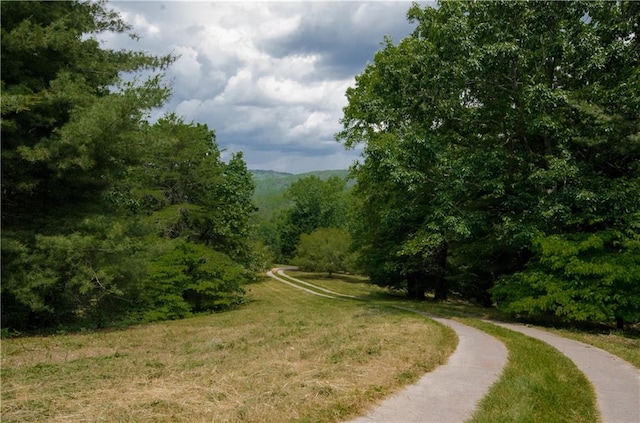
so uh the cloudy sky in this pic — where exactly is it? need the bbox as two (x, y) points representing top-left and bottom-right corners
(102, 1), (421, 173)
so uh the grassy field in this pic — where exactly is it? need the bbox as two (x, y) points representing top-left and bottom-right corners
(1, 276), (456, 423)
(3, 270), (637, 422)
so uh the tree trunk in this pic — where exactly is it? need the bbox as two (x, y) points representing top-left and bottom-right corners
(406, 273), (426, 300)
(615, 316), (624, 330)
(434, 277), (447, 301)
(433, 240), (448, 301)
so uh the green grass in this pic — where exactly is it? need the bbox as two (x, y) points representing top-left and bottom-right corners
(462, 319), (599, 423)
(1, 276), (455, 423)
(389, 297), (507, 320)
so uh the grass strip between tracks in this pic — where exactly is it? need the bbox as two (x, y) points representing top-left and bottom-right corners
(462, 319), (599, 423)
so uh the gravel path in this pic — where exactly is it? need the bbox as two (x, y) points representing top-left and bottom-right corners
(491, 322), (640, 423)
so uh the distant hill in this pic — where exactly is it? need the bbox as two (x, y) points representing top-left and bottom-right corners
(250, 170), (294, 180)
(251, 169), (351, 220)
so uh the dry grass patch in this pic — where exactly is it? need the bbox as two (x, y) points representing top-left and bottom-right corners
(1, 278), (456, 422)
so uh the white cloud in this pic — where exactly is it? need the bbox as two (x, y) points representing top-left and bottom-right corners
(170, 46), (201, 76)
(290, 111), (334, 137)
(102, 1), (418, 173)
(258, 76), (337, 105)
(112, 10), (161, 37)
(256, 11), (301, 40)
(175, 99), (203, 118)
(271, 54), (319, 79)
(132, 13), (160, 35)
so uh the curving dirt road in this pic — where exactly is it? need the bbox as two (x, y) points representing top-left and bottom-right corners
(266, 268), (339, 299)
(268, 267), (358, 299)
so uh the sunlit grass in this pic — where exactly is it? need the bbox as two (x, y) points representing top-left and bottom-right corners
(394, 299), (606, 423)
(1, 276), (456, 423)
(462, 319), (599, 423)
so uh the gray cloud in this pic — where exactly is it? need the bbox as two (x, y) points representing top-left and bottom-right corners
(103, 1), (419, 172)
(260, 3), (413, 79)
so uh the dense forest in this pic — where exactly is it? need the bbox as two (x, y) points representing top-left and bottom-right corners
(1, 1), (261, 331)
(337, 1), (639, 328)
(2, 0), (638, 332)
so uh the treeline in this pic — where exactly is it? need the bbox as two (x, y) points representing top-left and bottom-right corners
(336, 1), (639, 328)
(3, 0), (638, 333)
(1, 1), (263, 331)
(257, 175), (356, 275)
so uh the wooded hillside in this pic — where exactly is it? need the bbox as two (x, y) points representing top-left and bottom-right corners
(252, 169), (350, 220)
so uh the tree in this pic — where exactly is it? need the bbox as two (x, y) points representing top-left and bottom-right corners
(127, 116), (256, 320)
(1, 1), (172, 228)
(338, 4), (474, 300)
(0, 1), (258, 331)
(276, 175), (349, 259)
(1, 0), (173, 330)
(293, 228), (354, 276)
(141, 242), (246, 322)
(211, 152), (258, 269)
(338, 1), (640, 324)
(492, 232), (640, 328)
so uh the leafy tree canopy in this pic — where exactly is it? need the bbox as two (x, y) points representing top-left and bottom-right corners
(293, 228), (355, 276)
(275, 175), (350, 260)
(338, 0), (639, 326)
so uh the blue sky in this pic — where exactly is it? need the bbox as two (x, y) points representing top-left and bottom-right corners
(103, 1), (421, 173)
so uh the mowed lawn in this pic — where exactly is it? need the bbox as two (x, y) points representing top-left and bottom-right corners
(1, 277), (456, 423)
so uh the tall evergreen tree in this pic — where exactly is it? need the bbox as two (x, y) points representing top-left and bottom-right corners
(1, 1), (258, 330)
(1, 0), (173, 329)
